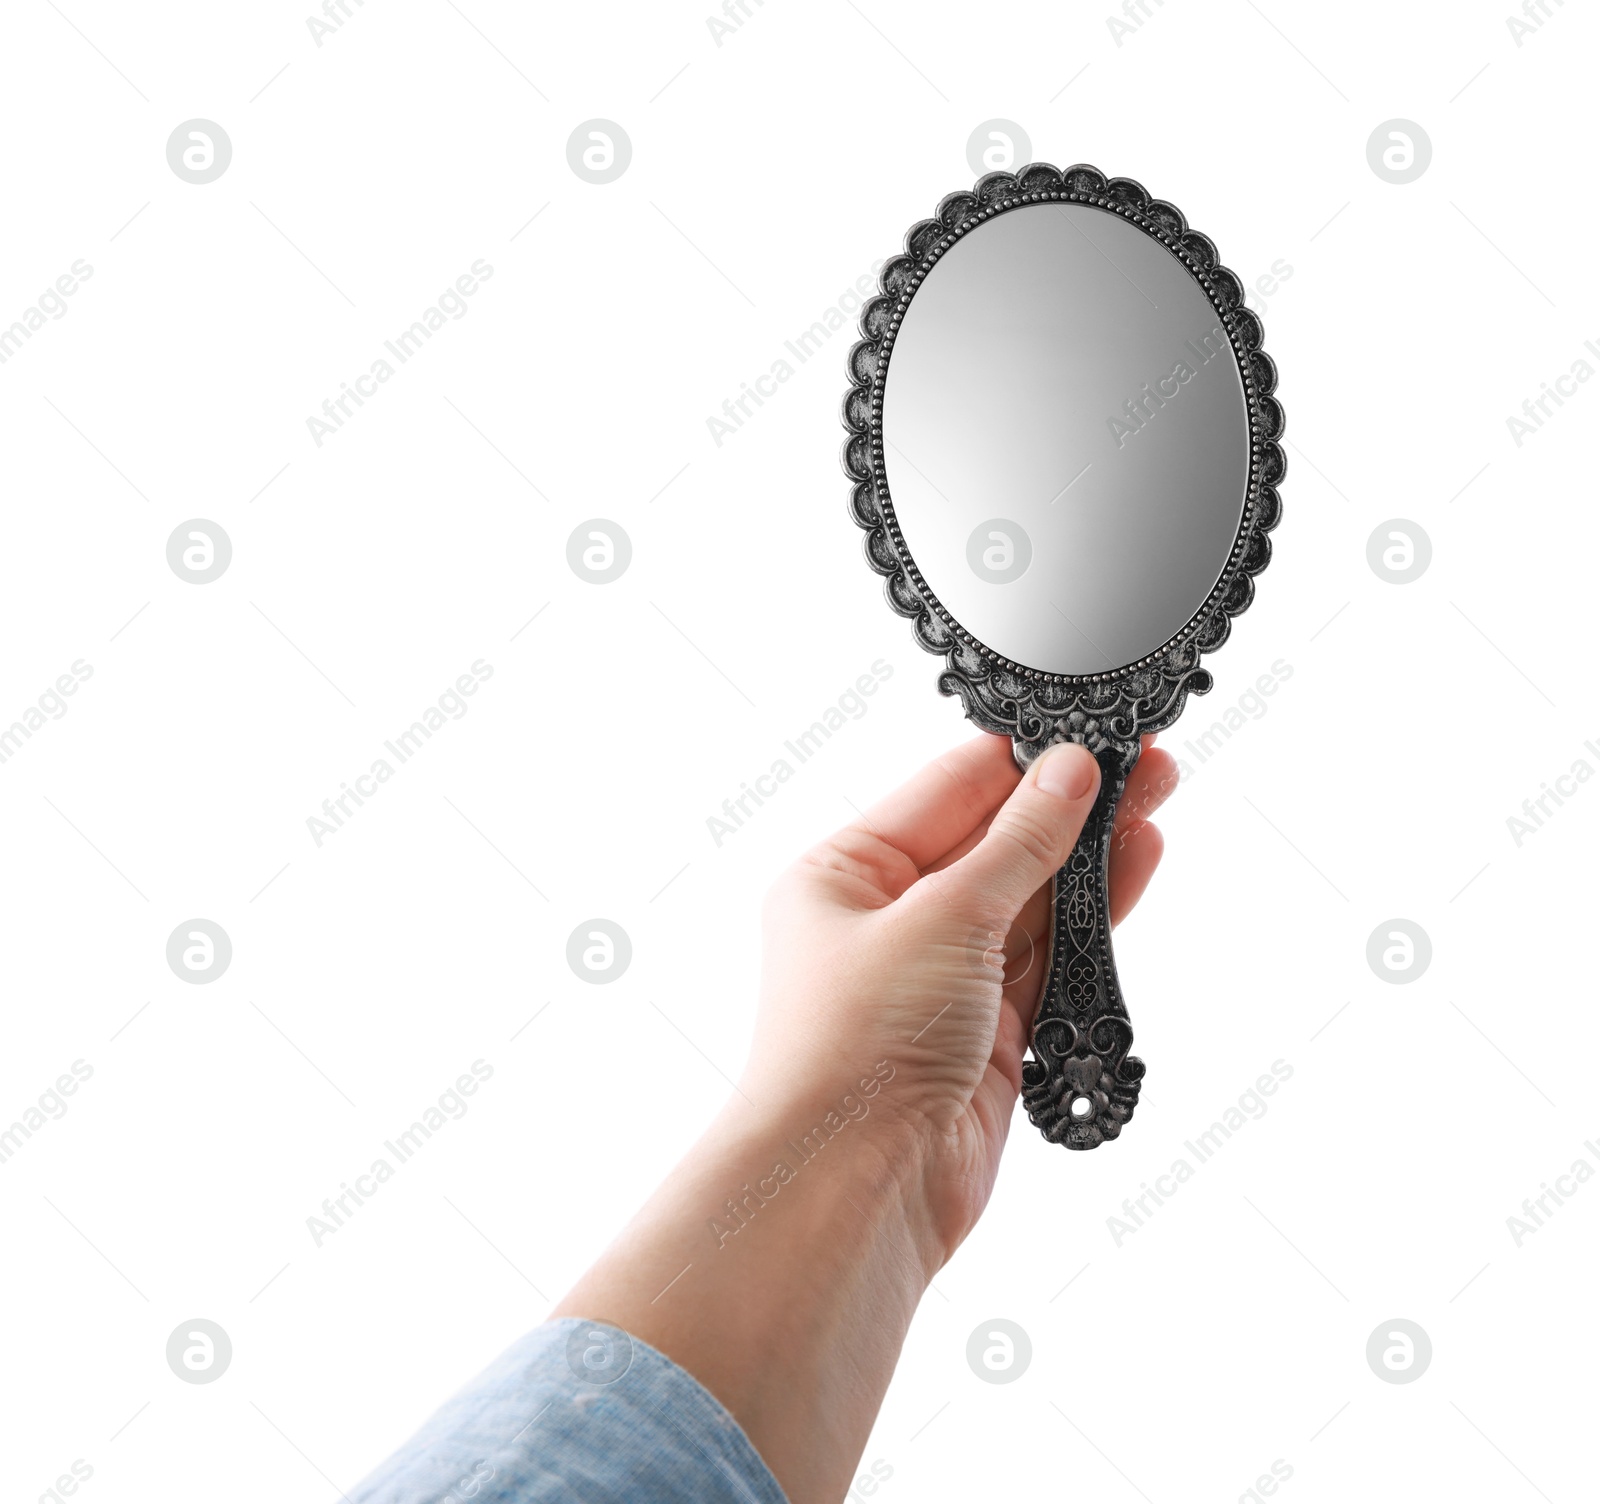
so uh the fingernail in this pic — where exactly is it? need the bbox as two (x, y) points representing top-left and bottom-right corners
(1036, 744), (1097, 801)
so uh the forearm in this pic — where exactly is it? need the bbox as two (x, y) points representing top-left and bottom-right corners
(552, 1079), (942, 1504)
(353, 737), (1159, 1504)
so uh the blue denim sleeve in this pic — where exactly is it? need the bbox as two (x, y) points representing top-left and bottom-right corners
(349, 1318), (788, 1504)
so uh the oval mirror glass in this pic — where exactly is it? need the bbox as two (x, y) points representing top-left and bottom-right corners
(880, 201), (1252, 676)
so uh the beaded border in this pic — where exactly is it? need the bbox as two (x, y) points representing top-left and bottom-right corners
(842, 161), (1284, 707)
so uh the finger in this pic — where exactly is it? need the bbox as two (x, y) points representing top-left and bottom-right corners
(1109, 820), (1164, 927)
(933, 743), (1101, 924)
(982, 820), (1167, 953)
(1114, 747), (1180, 842)
(850, 733), (1020, 871)
(984, 934), (1044, 1100)
(982, 1026), (1027, 1115)
(919, 815), (990, 876)
(999, 932), (1047, 1054)
(964, 1058), (1023, 1196)
(974, 750), (1175, 965)
(921, 742), (1174, 872)
(988, 896), (1048, 991)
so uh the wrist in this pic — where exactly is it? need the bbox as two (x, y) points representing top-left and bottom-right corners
(730, 1062), (948, 1286)
(553, 1069), (945, 1504)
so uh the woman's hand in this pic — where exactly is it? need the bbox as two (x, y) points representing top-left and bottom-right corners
(744, 731), (1178, 1268)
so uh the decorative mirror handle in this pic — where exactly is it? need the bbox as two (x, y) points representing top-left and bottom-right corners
(1015, 732), (1145, 1150)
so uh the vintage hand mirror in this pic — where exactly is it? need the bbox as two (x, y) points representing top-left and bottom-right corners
(842, 163), (1283, 1150)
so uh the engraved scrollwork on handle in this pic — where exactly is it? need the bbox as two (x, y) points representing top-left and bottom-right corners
(1016, 721), (1144, 1150)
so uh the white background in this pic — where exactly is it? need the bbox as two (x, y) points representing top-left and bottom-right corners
(2, 1), (1596, 1501)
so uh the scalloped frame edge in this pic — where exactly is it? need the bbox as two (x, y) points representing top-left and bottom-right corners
(840, 161), (1285, 752)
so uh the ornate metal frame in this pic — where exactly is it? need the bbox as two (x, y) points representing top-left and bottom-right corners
(841, 162), (1284, 1150)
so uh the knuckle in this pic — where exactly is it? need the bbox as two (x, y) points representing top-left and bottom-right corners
(991, 810), (1063, 874)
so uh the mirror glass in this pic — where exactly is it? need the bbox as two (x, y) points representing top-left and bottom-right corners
(880, 202), (1251, 675)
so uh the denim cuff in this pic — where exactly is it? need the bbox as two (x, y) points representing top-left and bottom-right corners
(350, 1317), (788, 1504)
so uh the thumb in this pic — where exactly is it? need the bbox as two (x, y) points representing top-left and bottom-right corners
(938, 742), (1102, 923)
